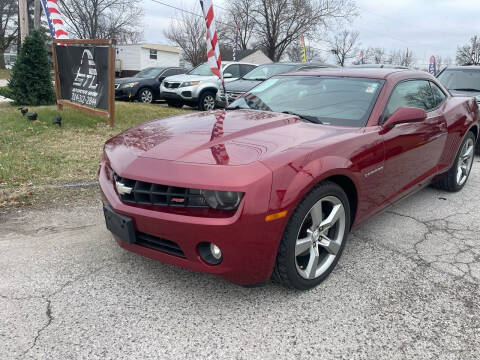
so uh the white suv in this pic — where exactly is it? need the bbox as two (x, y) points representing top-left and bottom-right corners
(160, 61), (257, 110)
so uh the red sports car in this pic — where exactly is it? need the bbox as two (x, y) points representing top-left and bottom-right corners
(99, 68), (478, 290)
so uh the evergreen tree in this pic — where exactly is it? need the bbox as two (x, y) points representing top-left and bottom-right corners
(8, 30), (56, 105)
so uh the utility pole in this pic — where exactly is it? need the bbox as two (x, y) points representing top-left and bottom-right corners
(34, 0), (42, 30)
(19, 0), (29, 44)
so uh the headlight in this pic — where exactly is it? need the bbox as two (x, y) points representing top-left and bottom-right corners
(201, 190), (243, 210)
(120, 82), (139, 89)
(180, 81), (200, 88)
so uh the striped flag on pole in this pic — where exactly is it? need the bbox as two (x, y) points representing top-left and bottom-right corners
(41, 0), (69, 40)
(200, 0), (226, 104)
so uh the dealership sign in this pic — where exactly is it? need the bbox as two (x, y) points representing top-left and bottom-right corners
(429, 55), (437, 76)
(52, 39), (116, 125)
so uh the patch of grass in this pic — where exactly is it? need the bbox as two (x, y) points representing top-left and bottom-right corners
(0, 86), (13, 98)
(0, 69), (10, 80)
(0, 101), (192, 206)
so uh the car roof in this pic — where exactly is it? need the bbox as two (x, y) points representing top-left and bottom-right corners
(282, 67), (420, 79)
(222, 61), (257, 66)
(347, 64), (409, 69)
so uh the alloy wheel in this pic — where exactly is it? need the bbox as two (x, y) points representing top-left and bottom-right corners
(140, 90), (153, 103)
(295, 196), (346, 280)
(203, 95), (215, 110)
(456, 138), (474, 186)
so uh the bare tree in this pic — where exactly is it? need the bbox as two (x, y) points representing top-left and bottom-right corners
(456, 35), (480, 65)
(58, 0), (143, 42)
(435, 55), (452, 71)
(387, 49), (415, 67)
(217, 0), (256, 51)
(364, 47), (386, 64)
(329, 29), (359, 66)
(253, 0), (357, 61)
(164, 11), (206, 67)
(0, 0), (17, 69)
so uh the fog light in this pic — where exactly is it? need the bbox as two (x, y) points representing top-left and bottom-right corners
(210, 243), (222, 260)
(198, 242), (223, 265)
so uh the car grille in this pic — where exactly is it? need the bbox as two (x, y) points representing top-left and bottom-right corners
(220, 91), (244, 101)
(136, 232), (185, 257)
(114, 174), (209, 208)
(163, 82), (180, 89)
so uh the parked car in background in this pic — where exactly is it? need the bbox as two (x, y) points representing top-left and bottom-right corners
(437, 65), (480, 153)
(216, 62), (336, 107)
(160, 61), (257, 110)
(100, 68), (478, 290)
(115, 67), (186, 103)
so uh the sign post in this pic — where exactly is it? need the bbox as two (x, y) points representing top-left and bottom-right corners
(52, 38), (116, 126)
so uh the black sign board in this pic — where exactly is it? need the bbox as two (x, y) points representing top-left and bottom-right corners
(55, 45), (109, 110)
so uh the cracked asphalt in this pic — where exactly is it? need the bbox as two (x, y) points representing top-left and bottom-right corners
(1, 157), (480, 359)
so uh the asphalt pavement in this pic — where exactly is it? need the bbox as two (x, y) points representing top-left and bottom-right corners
(1, 157), (480, 359)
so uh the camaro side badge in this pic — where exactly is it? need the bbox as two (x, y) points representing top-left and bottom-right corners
(116, 181), (133, 195)
(364, 166), (384, 178)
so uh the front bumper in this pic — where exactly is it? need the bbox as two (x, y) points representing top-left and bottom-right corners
(98, 157), (286, 286)
(216, 91), (245, 108)
(115, 87), (136, 100)
(160, 84), (198, 102)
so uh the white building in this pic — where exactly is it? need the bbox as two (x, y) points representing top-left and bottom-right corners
(115, 44), (181, 77)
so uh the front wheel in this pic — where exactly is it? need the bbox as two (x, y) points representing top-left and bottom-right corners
(138, 88), (153, 103)
(433, 131), (475, 192)
(272, 182), (351, 290)
(198, 91), (216, 111)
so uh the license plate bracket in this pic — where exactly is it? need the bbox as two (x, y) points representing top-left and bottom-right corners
(103, 206), (136, 244)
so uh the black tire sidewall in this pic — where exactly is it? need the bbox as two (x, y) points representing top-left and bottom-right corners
(281, 183), (351, 290)
(199, 91), (215, 111)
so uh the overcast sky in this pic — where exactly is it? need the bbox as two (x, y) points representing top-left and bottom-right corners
(142, 0), (480, 66)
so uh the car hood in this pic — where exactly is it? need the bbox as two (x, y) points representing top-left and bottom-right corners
(449, 90), (480, 102)
(164, 74), (218, 83)
(105, 110), (358, 167)
(115, 77), (143, 84)
(225, 79), (262, 93)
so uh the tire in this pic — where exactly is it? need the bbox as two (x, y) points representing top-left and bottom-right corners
(198, 91), (216, 111)
(272, 181), (351, 291)
(432, 131), (475, 192)
(138, 88), (153, 103)
(166, 100), (184, 108)
(476, 136), (480, 155)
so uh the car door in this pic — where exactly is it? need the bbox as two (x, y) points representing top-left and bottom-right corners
(381, 79), (448, 203)
(223, 64), (242, 82)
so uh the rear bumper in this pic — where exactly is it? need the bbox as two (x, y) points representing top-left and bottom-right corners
(98, 158), (286, 286)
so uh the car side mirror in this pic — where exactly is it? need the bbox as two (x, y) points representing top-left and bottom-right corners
(158, 77), (165, 82)
(223, 73), (233, 79)
(382, 107), (427, 129)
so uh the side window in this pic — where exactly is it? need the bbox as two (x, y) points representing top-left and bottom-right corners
(162, 69), (177, 77)
(149, 49), (157, 60)
(240, 64), (256, 76)
(225, 64), (241, 78)
(383, 80), (435, 122)
(430, 82), (447, 107)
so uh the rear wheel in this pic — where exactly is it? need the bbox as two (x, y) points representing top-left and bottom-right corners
(476, 137), (480, 155)
(166, 100), (184, 108)
(433, 132), (475, 192)
(272, 182), (351, 290)
(198, 91), (216, 111)
(138, 88), (153, 103)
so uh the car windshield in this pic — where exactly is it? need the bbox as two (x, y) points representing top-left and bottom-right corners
(188, 63), (226, 76)
(136, 68), (165, 78)
(438, 69), (480, 91)
(228, 76), (385, 127)
(243, 64), (298, 81)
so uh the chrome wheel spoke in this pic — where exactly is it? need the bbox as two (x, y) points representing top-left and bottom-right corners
(305, 245), (320, 279)
(295, 236), (312, 256)
(320, 204), (343, 230)
(319, 235), (340, 255)
(309, 200), (323, 227)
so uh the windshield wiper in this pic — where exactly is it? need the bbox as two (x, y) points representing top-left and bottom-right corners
(282, 111), (323, 124)
(452, 88), (480, 92)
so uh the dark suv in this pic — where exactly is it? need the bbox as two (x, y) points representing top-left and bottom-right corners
(115, 67), (186, 103)
(437, 66), (480, 153)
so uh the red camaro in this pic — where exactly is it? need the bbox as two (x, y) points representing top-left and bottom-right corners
(99, 69), (478, 290)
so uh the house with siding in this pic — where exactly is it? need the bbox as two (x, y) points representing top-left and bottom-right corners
(115, 44), (182, 77)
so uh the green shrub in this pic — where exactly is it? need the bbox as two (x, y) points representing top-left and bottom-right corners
(8, 30), (56, 106)
(0, 86), (13, 99)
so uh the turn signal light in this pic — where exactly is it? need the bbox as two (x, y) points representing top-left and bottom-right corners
(265, 210), (288, 222)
